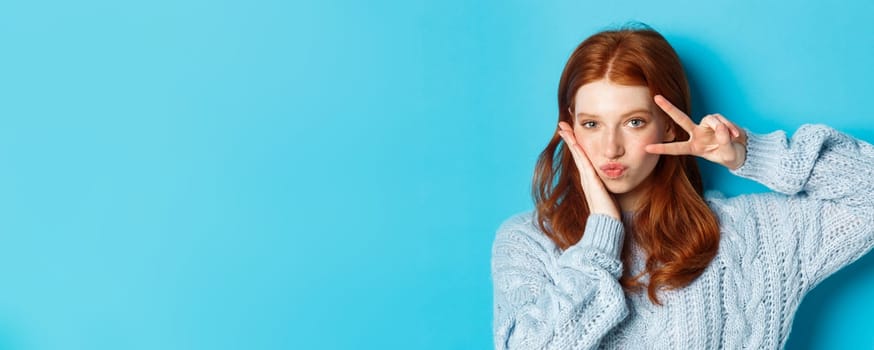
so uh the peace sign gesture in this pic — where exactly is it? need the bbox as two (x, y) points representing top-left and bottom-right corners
(645, 95), (748, 170)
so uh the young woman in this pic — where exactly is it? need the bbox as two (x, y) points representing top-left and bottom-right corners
(491, 25), (874, 349)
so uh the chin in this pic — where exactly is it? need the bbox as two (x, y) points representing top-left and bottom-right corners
(603, 177), (646, 194)
(604, 184), (634, 194)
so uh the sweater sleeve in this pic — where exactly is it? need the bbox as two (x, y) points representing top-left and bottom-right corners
(730, 124), (874, 289)
(491, 213), (629, 350)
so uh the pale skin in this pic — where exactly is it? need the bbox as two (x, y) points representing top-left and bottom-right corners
(556, 80), (748, 220)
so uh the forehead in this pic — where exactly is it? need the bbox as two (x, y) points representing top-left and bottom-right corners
(573, 80), (652, 115)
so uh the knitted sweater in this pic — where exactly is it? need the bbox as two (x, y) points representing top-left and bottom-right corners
(491, 125), (874, 349)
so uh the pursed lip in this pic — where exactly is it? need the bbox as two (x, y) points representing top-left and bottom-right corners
(599, 163), (628, 178)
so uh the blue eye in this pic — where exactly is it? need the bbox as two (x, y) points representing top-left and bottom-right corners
(628, 119), (646, 128)
(581, 121), (597, 128)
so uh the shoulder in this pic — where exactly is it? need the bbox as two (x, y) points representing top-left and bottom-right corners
(704, 189), (822, 221)
(703, 189), (821, 250)
(704, 190), (794, 240)
(496, 210), (536, 233)
(493, 210), (559, 256)
(704, 189), (791, 221)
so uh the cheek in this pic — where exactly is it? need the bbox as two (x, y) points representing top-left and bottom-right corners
(572, 129), (593, 150)
(632, 130), (664, 147)
(628, 131), (663, 161)
(626, 136), (654, 151)
(579, 138), (597, 154)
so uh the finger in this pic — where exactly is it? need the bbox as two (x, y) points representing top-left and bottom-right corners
(557, 130), (584, 161)
(569, 141), (602, 188)
(557, 130), (596, 169)
(559, 132), (598, 181)
(559, 131), (610, 211)
(654, 95), (697, 133)
(715, 123), (731, 145)
(701, 115), (722, 132)
(645, 141), (693, 155)
(573, 143), (596, 174)
(713, 114), (741, 138)
(557, 130), (578, 148)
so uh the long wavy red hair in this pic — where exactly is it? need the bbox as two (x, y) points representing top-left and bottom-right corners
(532, 25), (720, 305)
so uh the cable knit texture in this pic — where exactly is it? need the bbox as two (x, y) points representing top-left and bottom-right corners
(491, 125), (874, 349)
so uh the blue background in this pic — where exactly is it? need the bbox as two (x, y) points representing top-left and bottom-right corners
(1, 0), (872, 349)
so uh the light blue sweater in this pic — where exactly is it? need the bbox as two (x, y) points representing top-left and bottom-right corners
(491, 125), (874, 349)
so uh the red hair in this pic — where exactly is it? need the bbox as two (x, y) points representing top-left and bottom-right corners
(532, 25), (720, 305)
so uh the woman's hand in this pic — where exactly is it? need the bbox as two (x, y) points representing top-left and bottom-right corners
(557, 121), (621, 220)
(645, 95), (748, 170)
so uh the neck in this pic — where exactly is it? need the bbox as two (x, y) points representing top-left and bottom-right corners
(617, 190), (643, 213)
(618, 174), (658, 213)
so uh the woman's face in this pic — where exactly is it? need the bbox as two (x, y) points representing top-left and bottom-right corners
(569, 79), (674, 210)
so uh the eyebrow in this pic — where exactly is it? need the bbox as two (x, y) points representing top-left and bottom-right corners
(575, 108), (652, 119)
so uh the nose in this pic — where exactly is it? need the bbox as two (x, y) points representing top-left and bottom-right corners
(602, 129), (625, 159)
